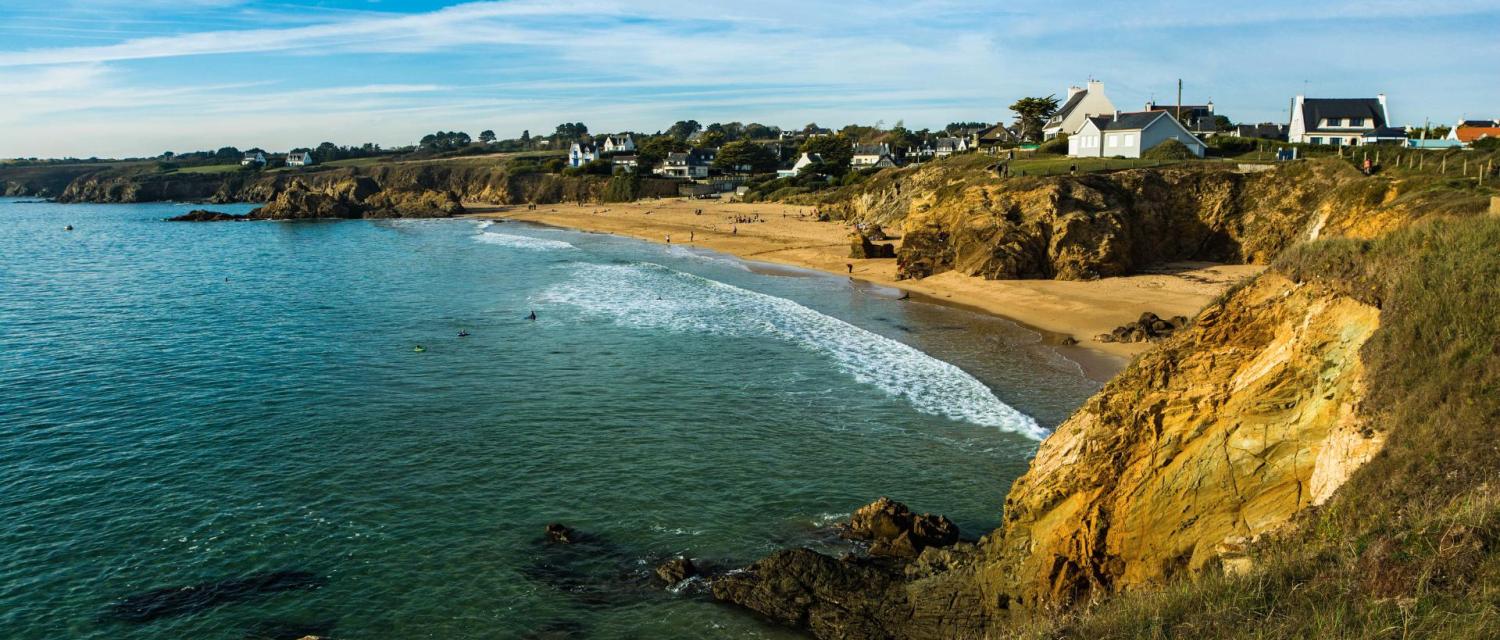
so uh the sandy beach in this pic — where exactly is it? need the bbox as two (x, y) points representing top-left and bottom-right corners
(465, 198), (1262, 376)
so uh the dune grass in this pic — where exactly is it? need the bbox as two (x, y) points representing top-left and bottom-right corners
(1013, 215), (1500, 639)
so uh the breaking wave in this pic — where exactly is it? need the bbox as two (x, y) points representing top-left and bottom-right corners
(540, 262), (1045, 439)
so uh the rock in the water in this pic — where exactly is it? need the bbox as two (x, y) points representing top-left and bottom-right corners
(166, 209), (248, 222)
(841, 497), (959, 558)
(543, 523), (576, 544)
(655, 556), (697, 584)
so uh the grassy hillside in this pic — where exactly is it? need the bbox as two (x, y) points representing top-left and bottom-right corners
(1018, 215), (1500, 639)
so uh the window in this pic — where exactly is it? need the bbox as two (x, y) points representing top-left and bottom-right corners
(1123, 134), (1135, 147)
(1311, 137), (1324, 144)
(1330, 138), (1342, 146)
(1326, 118), (1343, 127)
(1106, 134), (1118, 147)
(1349, 117), (1365, 127)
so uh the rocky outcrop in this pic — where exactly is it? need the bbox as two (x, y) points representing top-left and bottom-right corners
(991, 272), (1383, 611)
(839, 496), (960, 557)
(848, 232), (897, 259)
(248, 177), (462, 219)
(1094, 311), (1189, 343)
(166, 209), (250, 222)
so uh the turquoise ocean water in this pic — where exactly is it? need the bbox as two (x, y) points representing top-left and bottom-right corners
(0, 199), (1098, 638)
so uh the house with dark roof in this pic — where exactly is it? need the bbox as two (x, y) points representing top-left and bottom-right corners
(975, 123), (1019, 150)
(1288, 95), (1392, 146)
(1043, 80), (1116, 140)
(934, 137), (970, 157)
(240, 151), (266, 167)
(851, 143), (893, 168)
(1144, 100), (1219, 137)
(653, 148), (716, 179)
(1231, 123), (1289, 141)
(286, 151), (314, 167)
(1068, 111), (1206, 158)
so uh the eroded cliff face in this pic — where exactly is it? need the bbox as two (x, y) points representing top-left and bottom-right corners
(714, 271), (1388, 638)
(986, 273), (1383, 611)
(818, 159), (1478, 282)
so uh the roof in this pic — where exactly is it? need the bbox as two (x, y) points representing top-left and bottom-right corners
(1457, 126), (1500, 143)
(851, 144), (888, 155)
(612, 155), (638, 162)
(1362, 127), (1407, 139)
(1300, 98), (1386, 128)
(1082, 111), (1169, 132)
(1457, 119), (1498, 128)
(977, 124), (1016, 141)
(1045, 91), (1089, 127)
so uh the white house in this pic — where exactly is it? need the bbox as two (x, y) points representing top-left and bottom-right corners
(851, 143), (893, 167)
(1043, 80), (1116, 140)
(1288, 95), (1392, 146)
(777, 152), (824, 177)
(240, 151), (266, 166)
(286, 151), (314, 167)
(568, 142), (599, 167)
(601, 134), (636, 154)
(1068, 111), (1206, 159)
(654, 149), (713, 179)
(1144, 100), (1219, 137)
(611, 155), (640, 173)
(934, 137), (970, 157)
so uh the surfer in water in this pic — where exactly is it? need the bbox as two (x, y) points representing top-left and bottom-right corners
(527, 310), (537, 321)
(64, 225), (74, 231)
(457, 330), (470, 337)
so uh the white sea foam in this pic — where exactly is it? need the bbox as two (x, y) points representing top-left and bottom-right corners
(541, 262), (1046, 439)
(473, 229), (576, 251)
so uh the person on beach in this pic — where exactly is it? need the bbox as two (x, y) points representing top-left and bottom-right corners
(689, 231), (694, 242)
(846, 263), (853, 274)
(665, 234), (671, 244)
(732, 225), (737, 235)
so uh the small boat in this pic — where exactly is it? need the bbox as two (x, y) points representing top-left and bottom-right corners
(64, 225), (74, 231)
(413, 345), (426, 353)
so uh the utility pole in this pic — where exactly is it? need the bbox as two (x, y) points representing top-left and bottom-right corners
(1177, 79), (1183, 123)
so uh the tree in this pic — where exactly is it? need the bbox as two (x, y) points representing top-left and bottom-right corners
(1213, 115), (1233, 132)
(479, 130), (496, 144)
(1009, 95), (1061, 142)
(800, 134), (854, 175)
(553, 123), (588, 141)
(698, 131), (726, 149)
(521, 130), (531, 148)
(883, 126), (919, 152)
(744, 123), (776, 140)
(214, 146), (241, 160)
(713, 140), (778, 174)
(667, 120), (702, 141)
(312, 141), (340, 163)
(637, 136), (689, 168)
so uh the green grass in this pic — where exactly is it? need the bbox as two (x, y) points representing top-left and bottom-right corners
(1016, 215), (1500, 639)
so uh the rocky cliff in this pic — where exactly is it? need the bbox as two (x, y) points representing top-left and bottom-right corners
(714, 270), (1386, 636)
(814, 157), (1485, 281)
(716, 162), (1499, 638)
(0, 159), (684, 206)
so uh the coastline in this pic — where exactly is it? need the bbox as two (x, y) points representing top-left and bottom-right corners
(463, 199), (1262, 378)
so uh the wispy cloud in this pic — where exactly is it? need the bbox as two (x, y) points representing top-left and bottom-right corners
(1, 0), (1497, 157)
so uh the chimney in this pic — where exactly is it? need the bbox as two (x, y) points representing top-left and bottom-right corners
(1067, 85), (1084, 99)
(1114, 110), (1121, 122)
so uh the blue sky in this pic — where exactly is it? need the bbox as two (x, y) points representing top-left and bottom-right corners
(1, 0), (1497, 158)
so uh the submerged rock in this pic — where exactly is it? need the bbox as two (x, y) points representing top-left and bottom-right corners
(544, 523), (577, 544)
(104, 570), (327, 623)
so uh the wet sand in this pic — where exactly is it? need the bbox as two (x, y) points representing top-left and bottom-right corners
(464, 199), (1262, 376)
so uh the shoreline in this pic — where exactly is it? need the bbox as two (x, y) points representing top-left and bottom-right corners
(463, 199), (1263, 378)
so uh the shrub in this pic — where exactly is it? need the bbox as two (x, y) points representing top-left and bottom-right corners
(1037, 133), (1069, 155)
(1142, 138), (1197, 161)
